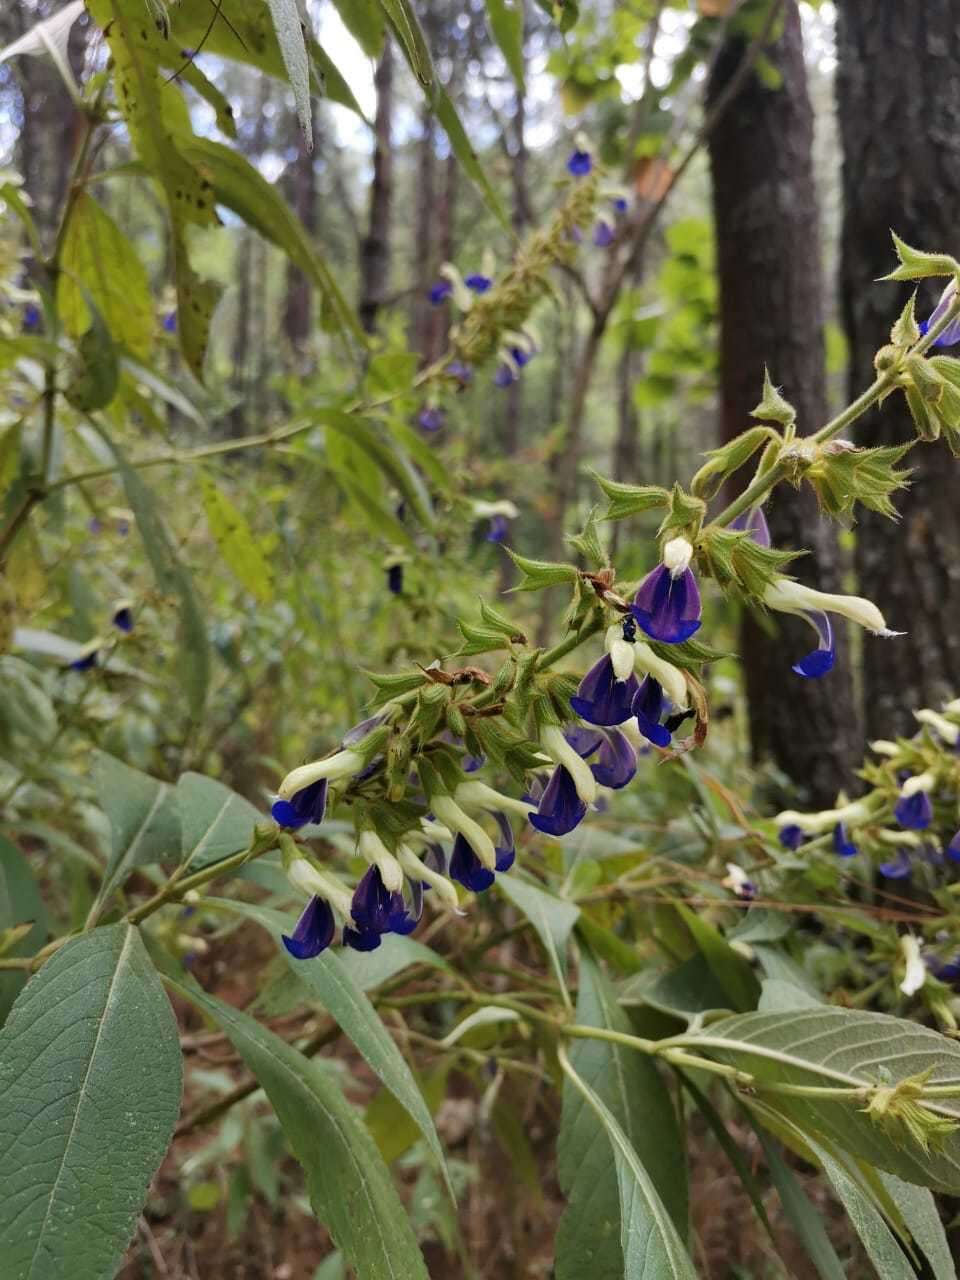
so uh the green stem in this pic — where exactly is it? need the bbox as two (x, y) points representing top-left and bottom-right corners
(124, 830), (277, 926)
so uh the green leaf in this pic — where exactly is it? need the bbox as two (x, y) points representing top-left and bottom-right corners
(591, 471), (671, 521)
(320, 410), (434, 529)
(198, 470), (274, 602)
(92, 753), (181, 918)
(505, 550), (578, 591)
(376, 0), (432, 85)
(0, 925), (182, 1280)
(556, 957), (688, 1280)
(750, 366), (796, 426)
(675, 903), (760, 1012)
(207, 899), (452, 1198)
(63, 293), (119, 412)
(176, 772), (264, 873)
(0, 836), (47, 1026)
(330, 0), (384, 57)
(680, 1006), (960, 1192)
(337, 933), (451, 990)
(167, 975), (429, 1280)
(264, 0), (313, 147)
(432, 85), (509, 230)
(485, 0), (525, 92)
(558, 1038), (696, 1280)
(57, 190), (153, 359)
(878, 1172), (957, 1280)
(179, 137), (364, 346)
(882, 233), (960, 282)
(496, 874), (579, 993)
(753, 1127), (847, 1280)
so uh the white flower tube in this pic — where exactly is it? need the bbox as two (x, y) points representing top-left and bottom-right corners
(540, 725), (597, 806)
(662, 536), (694, 577)
(632, 640), (688, 711)
(471, 498), (519, 520)
(357, 830), (404, 893)
(397, 845), (460, 909)
(762, 578), (901, 637)
(899, 934), (927, 997)
(870, 740), (900, 757)
(429, 795), (497, 869)
(605, 623), (637, 682)
(287, 858), (355, 919)
(901, 770), (935, 799)
(455, 780), (534, 818)
(419, 818), (453, 842)
(278, 750), (364, 799)
(915, 709), (960, 746)
(775, 798), (874, 836)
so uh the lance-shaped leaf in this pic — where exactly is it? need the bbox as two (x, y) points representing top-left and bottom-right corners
(198, 471), (274, 602)
(497, 874), (579, 993)
(558, 1038), (696, 1280)
(0, 836), (47, 1027)
(264, 0), (313, 147)
(556, 957), (688, 1280)
(677, 1006), (960, 1192)
(0, 926), (182, 1280)
(167, 976), (429, 1280)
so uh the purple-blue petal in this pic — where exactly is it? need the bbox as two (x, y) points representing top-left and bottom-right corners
(947, 830), (960, 863)
(450, 835), (496, 891)
(342, 926), (382, 951)
(567, 150), (592, 177)
(487, 514), (510, 543)
(729, 506), (771, 548)
(429, 280), (452, 305)
(832, 822), (858, 858)
(591, 729), (637, 789)
(894, 789), (933, 831)
(778, 824), (806, 851)
(570, 654), (640, 726)
(282, 896), (335, 960)
(465, 274), (492, 293)
(792, 611), (834, 679)
(631, 565), (702, 645)
(879, 849), (912, 880)
(632, 677), (671, 748)
(529, 766), (587, 837)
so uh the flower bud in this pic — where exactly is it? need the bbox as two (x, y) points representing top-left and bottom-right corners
(278, 750), (365, 800)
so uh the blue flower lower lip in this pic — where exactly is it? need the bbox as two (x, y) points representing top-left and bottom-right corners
(792, 611), (835, 678)
(272, 778), (328, 829)
(282, 895), (335, 959)
(833, 822), (858, 857)
(894, 789), (933, 830)
(570, 654), (639, 726)
(879, 849), (912, 879)
(589, 729), (637, 789)
(631, 564), (702, 644)
(450, 836), (496, 891)
(529, 765), (587, 836)
(632, 676), (671, 747)
(778, 824), (806, 850)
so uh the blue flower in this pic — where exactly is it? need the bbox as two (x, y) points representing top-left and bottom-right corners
(282, 895), (335, 959)
(343, 864), (421, 951)
(919, 281), (960, 347)
(494, 364), (515, 388)
(162, 310), (177, 333)
(778, 824), (806, 850)
(833, 822), (858, 857)
(387, 563), (404, 595)
(341, 713), (388, 749)
(486, 514), (510, 543)
(570, 653), (639, 726)
(465, 274), (492, 294)
(510, 346), (534, 368)
(593, 218), (614, 247)
(879, 849), (912, 880)
(418, 407), (445, 432)
(447, 360), (473, 386)
(450, 813), (513, 892)
(632, 676), (671, 748)
(69, 648), (99, 672)
(612, 196), (629, 214)
(22, 303), (41, 332)
(567, 149), (592, 177)
(631, 563), (702, 644)
(589, 728), (637, 789)
(529, 766), (587, 836)
(112, 604), (134, 633)
(730, 506), (771, 547)
(272, 777), (328, 829)
(895, 788), (933, 831)
(429, 280), (453, 305)
(791, 610), (834, 679)
(947, 830), (960, 863)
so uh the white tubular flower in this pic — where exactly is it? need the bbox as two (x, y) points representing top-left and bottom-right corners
(762, 578), (900, 637)
(540, 725), (597, 806)
(915, 709), (960, 746)
(605, 623), (636, 682)
(439, 262), (474, 310)
(901, 770), (936, 799)
(397, 845), (460, 909)
(662, 536), (694, 578)
(429, 795), (497, 869)
(775, 798), (873, 836)
(945, 698), (960, 715)
(357, 830), (404, 893)
(632, 639), (688, 711)
(877, 829), (924, 848)
(455, 781), (534, 818)
(471, 498), (520, 520)
(899, 934), (927, 997)
(419, 818), (453, 842)
(870, 740), (901, 757)
(721, 863), (756, 900)
(278, 750), (364, 800)
(287, 859), (354, 919)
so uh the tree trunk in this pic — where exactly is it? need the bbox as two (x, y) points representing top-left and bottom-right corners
(837, 0), (960, 739)
(708, 0), (859, 805)
(412, 106), (436, 362)
(282, 108), (317, 351)
(359, 41), (394, 335)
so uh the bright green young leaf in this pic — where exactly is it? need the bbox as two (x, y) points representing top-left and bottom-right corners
(675, 903), (760, 1012)
(91, 753), (181, 919)
(0, 926), (182, 1280)
(556, 956), (688, 1280)
(264, 0), (313, 147)
(198, 471), (274, 602)
(0, 836), (47, 1026)
(681, 1007), (960, 1192)
(176, 772), (264, 873)
(167, 976), (430, 1280)
(57, 191), (152, 359)
(558, 1039), (696, 1280)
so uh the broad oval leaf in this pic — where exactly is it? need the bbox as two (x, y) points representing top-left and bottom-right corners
(168, 976), (429, 1280)
(556, 956), (688, 1280)
(684, 1006), (960, 1192)
(176, 772), (264, 873)
(0, 925), (182, 1280)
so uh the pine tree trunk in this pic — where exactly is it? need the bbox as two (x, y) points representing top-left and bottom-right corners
(837, 0), (960, 738)
(359, 41), (394, 335)
(708, 0), (859, 804)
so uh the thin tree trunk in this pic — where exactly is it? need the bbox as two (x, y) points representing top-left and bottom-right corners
(412, 107), (436, 362)
(837, 0), (960, 739)
(708, 0), (858, 804)
(359, 41), (394, 335)
(282, 108), (317, 350)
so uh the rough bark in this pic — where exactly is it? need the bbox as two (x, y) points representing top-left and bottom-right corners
(837, 0), (960, 738)
(708, 0), (858, 804)
(359, 41), (393, 335)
